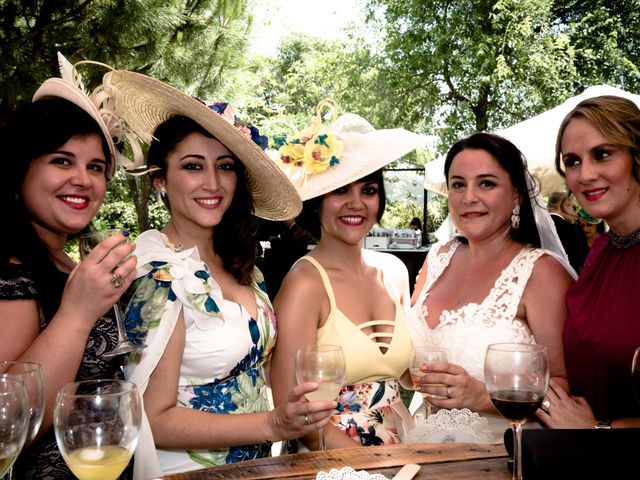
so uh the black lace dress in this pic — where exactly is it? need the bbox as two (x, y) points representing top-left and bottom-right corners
(0, 263), (131, 480)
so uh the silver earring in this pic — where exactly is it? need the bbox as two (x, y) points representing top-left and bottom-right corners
(160, 186), (167, 197)
(511, 204), (521, 229)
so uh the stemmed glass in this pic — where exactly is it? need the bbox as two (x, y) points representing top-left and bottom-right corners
(632, 346), (640, 406)
(295, 345), (345, 451)
(0, 361), (45, 480)
(484, 343), (549, 480)
(53, 379), (141, 480)
(0, 378), (29, 477)
(78, 229), (142, 359)
(410, 348), (448, 417)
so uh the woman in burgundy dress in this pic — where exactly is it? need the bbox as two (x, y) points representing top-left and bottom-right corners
(539, 95), (640, 429)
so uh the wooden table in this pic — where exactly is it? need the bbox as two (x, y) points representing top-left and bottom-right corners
(153, 443), (510, 479)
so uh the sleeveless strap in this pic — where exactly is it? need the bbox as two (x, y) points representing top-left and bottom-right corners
(294, 256), (337, 311)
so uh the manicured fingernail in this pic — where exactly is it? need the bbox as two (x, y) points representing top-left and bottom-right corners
(122, 231), (130, 237)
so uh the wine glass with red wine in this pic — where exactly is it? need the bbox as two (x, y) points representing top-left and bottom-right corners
(484, 343), (549, 480)
(632, 346), (640, 406)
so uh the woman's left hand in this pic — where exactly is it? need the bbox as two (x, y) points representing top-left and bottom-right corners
(536, 378), (598, 428)
(416, 363), (493, 412)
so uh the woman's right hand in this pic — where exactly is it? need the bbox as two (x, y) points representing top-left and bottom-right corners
(59, 231), (136, 329)
(266, 382), (336, 441)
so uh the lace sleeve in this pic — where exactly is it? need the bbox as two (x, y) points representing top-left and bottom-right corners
(0, 263), (38, 300)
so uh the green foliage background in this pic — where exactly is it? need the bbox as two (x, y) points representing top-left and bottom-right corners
(2, 0), (639, 236)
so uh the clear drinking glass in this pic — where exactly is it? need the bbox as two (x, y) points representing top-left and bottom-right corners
(0, 378), (29, 477)
(295, 345), (345, 451)
(0, 361), (45, 480)
(78, 229), (142, 359)
(53, 379), (142, 480)
(484, 343), (549, 480)
(410, 348), (448, 416)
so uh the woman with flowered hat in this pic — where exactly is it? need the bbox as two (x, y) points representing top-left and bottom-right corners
(270, 101), (426, 450)
(0, 53), (136, 479)
(109, 71), (336, 478)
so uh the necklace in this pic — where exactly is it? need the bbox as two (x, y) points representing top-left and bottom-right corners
(609, 226), (640, 249)
(166, 223), (185, 250)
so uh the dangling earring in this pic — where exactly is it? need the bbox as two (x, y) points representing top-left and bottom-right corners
(160, 186), (167, 197)
(511, 204), (521, 229)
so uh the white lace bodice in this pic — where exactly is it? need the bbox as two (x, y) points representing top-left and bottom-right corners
(408, 239), (542, 381)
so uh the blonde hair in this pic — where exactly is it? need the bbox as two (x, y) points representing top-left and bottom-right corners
(555, 95), (640, 183)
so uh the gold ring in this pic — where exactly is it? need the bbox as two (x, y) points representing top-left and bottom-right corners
(446, 386), (452, 398)
(541, 399), (551, 414)
(111, 272), (125, 289)
(304, 414), (309, 425)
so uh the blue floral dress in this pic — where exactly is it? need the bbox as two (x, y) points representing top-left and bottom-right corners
(123, 230), (276, 478)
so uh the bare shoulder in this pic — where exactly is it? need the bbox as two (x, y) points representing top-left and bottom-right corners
(275, 257), (325, 306)
(529, 251), (575, 290)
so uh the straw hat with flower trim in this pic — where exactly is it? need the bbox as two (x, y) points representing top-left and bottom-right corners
(106, 69), (302, 221)
(275, 100), (427, 201)
(32, 52), (130, 180)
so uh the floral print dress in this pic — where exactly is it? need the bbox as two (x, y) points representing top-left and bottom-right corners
(123, 230), (276, 479)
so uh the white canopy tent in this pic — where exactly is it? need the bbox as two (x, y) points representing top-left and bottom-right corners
(424, 84), (640, 196)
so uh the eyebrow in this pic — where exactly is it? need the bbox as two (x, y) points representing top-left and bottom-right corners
(178, 154), (237, 162)
(449, 173), (499, 180)
(54, 149), (107, 165)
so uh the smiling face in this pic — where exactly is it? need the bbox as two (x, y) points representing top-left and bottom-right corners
(447, 148), (520, 243)
(21, 134), (107, 242)
(561, 116), (640, 232)
(319, 179), (381, 246)
(158, 132), (237, 236)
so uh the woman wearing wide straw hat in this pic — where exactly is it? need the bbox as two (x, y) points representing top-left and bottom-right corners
(0, 53), (136, 479)
(109, 71), (336, 478)
(270, 102), (425, 450)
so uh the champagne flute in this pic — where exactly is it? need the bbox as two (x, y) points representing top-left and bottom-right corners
(0, 361), (45, 480)
(295, 345), (345, 450)
(0, 378), (29, 477)
(53, 379), (141, 480)
(78, 229), (142, 359)
(410, 348), (448, 416)
(484, 343), (549, 480)
(632, 346), (640, 406)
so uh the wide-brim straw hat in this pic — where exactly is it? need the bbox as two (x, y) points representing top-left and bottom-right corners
(106, 70), (301, 221)
(32, 54), (122, 179)
(276, 104), (427, 201)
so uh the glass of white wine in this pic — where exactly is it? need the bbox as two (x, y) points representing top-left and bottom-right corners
(53, 379), (141, 480)
(0, 361), (45, 480)
(484, 343), (549, 480)
(295, 345), (345, 450)
(0, 378), (29, 477)
(78, 229), (142, 359)
(410, 348), (448, 416)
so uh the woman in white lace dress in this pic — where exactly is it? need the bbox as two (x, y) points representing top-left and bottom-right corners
(408, 132), (576, 441)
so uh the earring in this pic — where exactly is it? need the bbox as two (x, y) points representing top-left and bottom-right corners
(511, 204), (521, 229)
(160, 186), (167, 197)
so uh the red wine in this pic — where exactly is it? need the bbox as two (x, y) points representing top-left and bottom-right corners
(490, 390), (543, 422)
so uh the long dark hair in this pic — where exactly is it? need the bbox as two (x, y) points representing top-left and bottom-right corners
(0, 97), (110, 315)
(444, 132), (541, 247)
(296, 168), (387, 241)
(147, 116), (258, 285)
